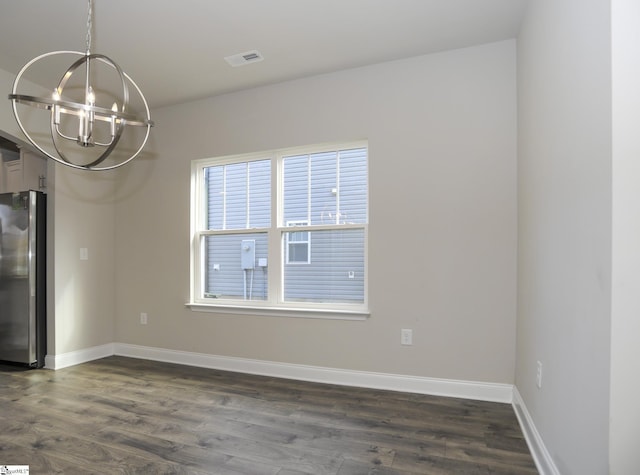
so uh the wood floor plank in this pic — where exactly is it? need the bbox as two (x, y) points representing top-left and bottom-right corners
(0, 357), (537, 474)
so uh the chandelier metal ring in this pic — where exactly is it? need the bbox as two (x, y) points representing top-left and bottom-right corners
(9, 50), (153, 171)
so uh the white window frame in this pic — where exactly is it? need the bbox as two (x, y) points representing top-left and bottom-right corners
(188, 141), (369, 320)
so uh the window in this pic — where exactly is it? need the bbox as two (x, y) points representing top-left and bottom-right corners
(286, 221), (310, 264)
(190, 142), (368, 316)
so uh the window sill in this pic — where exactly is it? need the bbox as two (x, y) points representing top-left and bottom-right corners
(185, 302), (370, 321)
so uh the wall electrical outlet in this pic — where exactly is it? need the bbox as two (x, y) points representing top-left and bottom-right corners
(140, 313), (148, 325)
(401, 329), (413, 346)
(536, 361), (543, 388)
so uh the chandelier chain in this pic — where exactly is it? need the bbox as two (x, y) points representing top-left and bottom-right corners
(85, 0), (93, 55)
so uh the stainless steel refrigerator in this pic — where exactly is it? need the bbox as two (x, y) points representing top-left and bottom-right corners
(0, 190), (46, 367)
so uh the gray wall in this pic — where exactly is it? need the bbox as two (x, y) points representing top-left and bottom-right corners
(114, 40), (518, 383)
(610, 0), (640, 473)
(516, 0), (612, 473)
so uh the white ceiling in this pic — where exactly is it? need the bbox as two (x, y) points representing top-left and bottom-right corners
(0, 0), (528, 109)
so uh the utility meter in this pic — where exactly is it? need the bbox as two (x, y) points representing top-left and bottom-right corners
(240, 240), (255, 269)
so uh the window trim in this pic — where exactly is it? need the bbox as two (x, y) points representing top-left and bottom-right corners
(184, 301), (370, 320)
(188, 141), (369, 317)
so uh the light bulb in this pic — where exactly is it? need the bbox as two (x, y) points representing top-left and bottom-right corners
(110, 102), (118, 137)
(87, 87), (95, 105)
(52, 89), (61, 124)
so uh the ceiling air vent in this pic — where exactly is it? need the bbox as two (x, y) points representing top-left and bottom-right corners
(224, 50), (264, 67)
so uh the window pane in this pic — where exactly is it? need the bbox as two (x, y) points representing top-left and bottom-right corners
(205, 159), (270, 230)
(288, 243), (309, 263)
(283, 228), (364, 304)
(283, 154), (309, 224)
(290, 231), (307, 242)
(205, 166), (224, 230)
(248, 160), (271, 228)
(282, 148), (367, 227)
(338, 148), (367, 224)
(204, 233), (268, 300)
(310, 151), (337, 225)
(225, 162), (247, 229)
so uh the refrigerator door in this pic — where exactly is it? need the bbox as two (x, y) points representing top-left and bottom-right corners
(0, 191), (45, 366)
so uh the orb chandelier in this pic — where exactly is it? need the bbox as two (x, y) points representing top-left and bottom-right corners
(7, 0), (154, 171)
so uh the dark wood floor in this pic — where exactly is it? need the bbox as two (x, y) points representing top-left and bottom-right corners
(0, 356), (537, 474)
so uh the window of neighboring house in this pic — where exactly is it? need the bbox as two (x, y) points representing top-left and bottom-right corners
(190, 141), (368, 317)
(286, 220), (310, 264)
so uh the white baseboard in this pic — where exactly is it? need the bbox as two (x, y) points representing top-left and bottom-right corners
(113, 343), (513, 403)
(45, 342), (513, 402)
(44, 343), (115, 370)
(512, 386), (560, 475)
